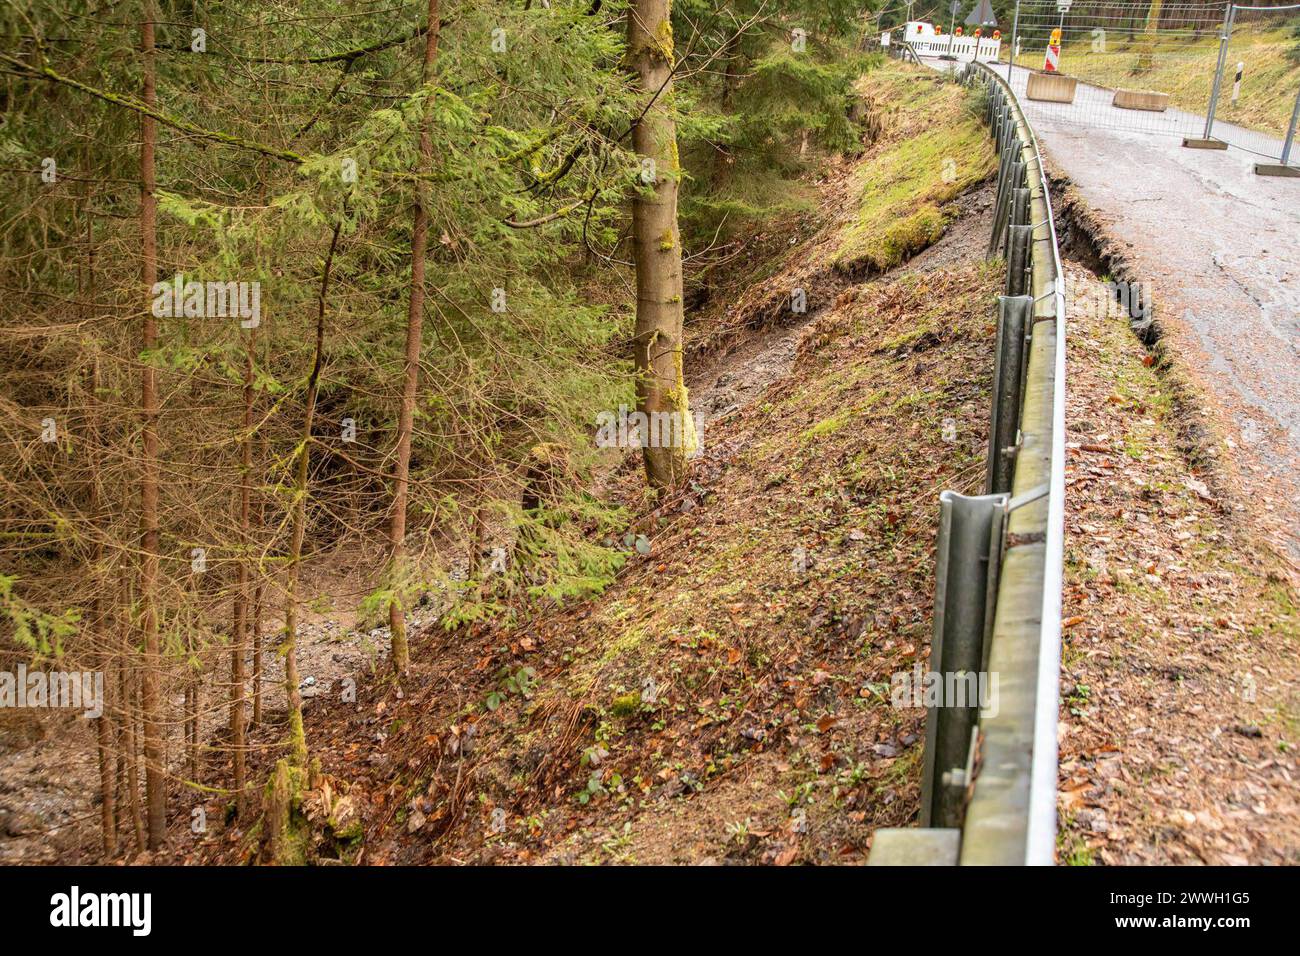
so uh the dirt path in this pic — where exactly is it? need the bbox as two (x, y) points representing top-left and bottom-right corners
(691, 184), (997, 426)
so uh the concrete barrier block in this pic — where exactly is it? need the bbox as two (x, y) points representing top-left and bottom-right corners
(1113, 88), (1169, 112)
(868, 828), (961, 865)
(1025, 72), (1076, 104)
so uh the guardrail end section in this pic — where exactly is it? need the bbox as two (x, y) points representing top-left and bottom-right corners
(867, 828), (961, 866)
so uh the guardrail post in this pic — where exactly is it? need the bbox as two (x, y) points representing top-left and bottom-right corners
(986, 296), (1032, 494)
(989, 159), (1023, 257)
(1004, 225), (1032, 296)
(1009, 186), (1030, 229)
(920, 489), (1008, 828)
(1002, 186), (1030, 262)
(1000, 114), (1017, 154)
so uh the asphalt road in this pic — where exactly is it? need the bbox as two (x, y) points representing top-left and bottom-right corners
(926, 56), (1300, 557)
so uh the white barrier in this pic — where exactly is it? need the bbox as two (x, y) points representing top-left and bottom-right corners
(910, 35), (1002, 63)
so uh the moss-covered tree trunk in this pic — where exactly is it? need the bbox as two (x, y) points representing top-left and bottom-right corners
(388, 0), (442, 679)
(1137, 0), (1164, 70)
(281, 223), (341, 769)
(628, 0), (693, 493)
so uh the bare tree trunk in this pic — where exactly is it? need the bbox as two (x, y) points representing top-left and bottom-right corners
(138, 3), (166, 849)
(251, 568), (264, 725)
(281, 223), (342, 768)
(119, 581), (144, 851)
(90, 375), (117, 855)
(713, 24), (741, 186)
(467, 506), (487, 581)
(230, 325), (256, 809)
(79, 184), (117, 858)
(388, 0), (443, 678)
(185, 679), (199, 782)
(251, 428), (267, 727)
(627, 0), (693, 493)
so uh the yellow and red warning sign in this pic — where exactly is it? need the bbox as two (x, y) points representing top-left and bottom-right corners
(1044, 27), (1061, 72)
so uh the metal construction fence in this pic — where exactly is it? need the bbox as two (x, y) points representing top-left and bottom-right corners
(1205, 4), (1300, 161)
(904, 1), (1300, 167)
(1005, 0), (1226, 136)
(872, 46), (1067, 866)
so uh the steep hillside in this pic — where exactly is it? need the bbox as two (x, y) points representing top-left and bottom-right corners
(180, 62), (1005, 867)
(291, 265), (1004, 867)
(112, 58), (1003, 867)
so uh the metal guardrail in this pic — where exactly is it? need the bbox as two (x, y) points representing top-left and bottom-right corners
(871, 46), (1067, 866)
(887, 33), (923, 65)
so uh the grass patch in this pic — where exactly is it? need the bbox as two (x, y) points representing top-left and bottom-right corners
(832, 68), (994, 275)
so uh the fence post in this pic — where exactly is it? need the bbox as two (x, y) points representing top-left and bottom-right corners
(1003, 184), (1030, 264)
(920, 490), (1008, 828)
(1007, 0), (1020, 85)
(1281, 85), (1300, 167)
(1202, 4), (1236, 141)
(987, 296), (1032, 495)
(1255, 84), (1300, 175)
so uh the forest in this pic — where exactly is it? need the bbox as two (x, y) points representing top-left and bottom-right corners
(2, 0), (882, 863)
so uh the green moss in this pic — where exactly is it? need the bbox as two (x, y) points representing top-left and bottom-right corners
(832, 72), (995, 275)
(611, 692), (642, 718)
(801, 412), (849, 442)
(879, 322), (937, 353)
(656, 17), (675, 63)
(262, 758), (310, 866)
